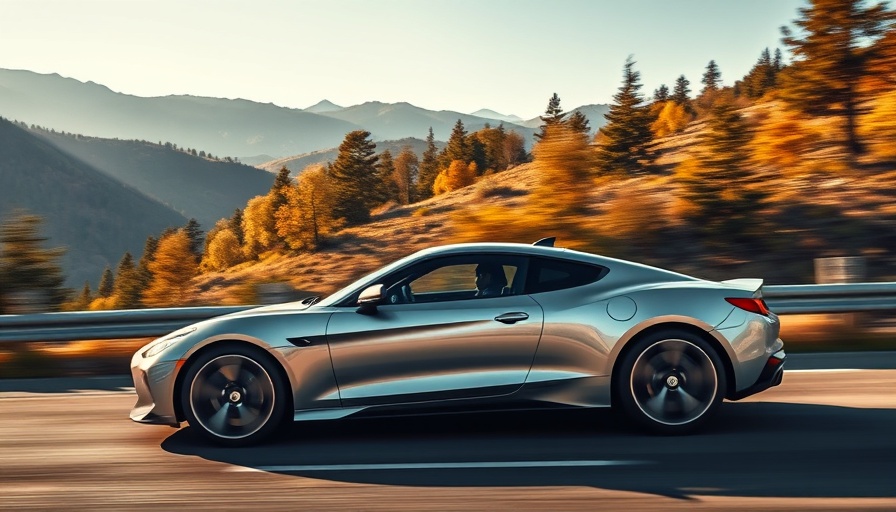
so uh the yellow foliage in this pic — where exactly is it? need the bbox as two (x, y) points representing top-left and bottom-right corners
(241, 194), (278, 257)
(433, 160), (477, 195)
(202, 228), (243, 271)
(275, 166), (338, 251)
(88, 296), (118, 311)
(143, 230), (198, 307)
(651, 101), (692, 138)
(750, 107), (824, 175)
(858, 90), (896, 160)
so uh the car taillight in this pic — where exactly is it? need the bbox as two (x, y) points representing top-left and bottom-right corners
(725, 297), (770, 316)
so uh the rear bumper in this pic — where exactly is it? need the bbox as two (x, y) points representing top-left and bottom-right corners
(729, 348), (785, 401)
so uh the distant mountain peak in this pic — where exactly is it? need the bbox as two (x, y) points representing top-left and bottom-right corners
(304, 99), (343, 113)
(471, 108), (523, 123)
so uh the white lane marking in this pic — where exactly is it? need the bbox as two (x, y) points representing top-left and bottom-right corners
(786, 369), (870, 373)
(230, 460), (648, 472)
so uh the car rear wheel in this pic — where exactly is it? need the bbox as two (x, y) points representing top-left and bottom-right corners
(181, 345), (287, 446)
(617, 330), (726, 434)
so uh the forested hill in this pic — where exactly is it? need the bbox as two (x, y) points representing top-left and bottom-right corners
(33, 129), (275, 227)
(0, 118), (188, 287)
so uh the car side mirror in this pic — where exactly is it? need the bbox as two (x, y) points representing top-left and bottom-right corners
(357, 284), (384, 315)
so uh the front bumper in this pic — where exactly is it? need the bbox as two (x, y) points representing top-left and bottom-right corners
(129, 351), (181, 427)
(729, 348), (785, 401)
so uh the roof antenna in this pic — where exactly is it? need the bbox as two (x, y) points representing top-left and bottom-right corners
(533, 237), (556, 247)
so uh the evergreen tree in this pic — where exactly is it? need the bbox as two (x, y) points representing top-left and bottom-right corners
(228, 208), (245, 246)
(184, 218), (204, 260)
(0, 212), (68, 312)
(676, 98), (763, 240)
(780, 0), (896, 161)
(701, 60), (722, 94)
(672, 74), (692, 109)
(137, 235), (158, 294)
(654, 84), (670, 102)
(113, 251), (142, 309)
(74, 281), (92, 310)
(737, 48), (781, 99)
(329, 130), (379, 226)
(375, 149), (399, 204)
(442, 119), (469, 165)
(596, 58), (655, 175)
(416, 127), (440, 201)
(98, 266), (114, 298)
(567, 111), (591, 135)
(535, 93), (566, 141)
(270, 167), (293, 210)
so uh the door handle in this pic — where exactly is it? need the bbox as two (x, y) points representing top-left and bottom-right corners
(495, 312), (529, 324)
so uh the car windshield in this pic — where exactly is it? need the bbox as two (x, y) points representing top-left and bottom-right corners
(315, 250), (426, 307)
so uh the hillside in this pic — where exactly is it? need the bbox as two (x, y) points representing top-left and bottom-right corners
(194, 130), (896, 306)
(0, 118), (188, 288)
(33, 129), (276, 227)
(258, 137), (446, 175)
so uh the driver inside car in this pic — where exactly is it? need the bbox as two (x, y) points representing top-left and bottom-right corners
(474, 263), (508, 297)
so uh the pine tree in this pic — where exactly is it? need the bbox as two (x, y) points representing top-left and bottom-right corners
(441, 119), (469, 165)
(375, 149), (399, 204)
(329, 130), (379, 226)
(136, 235), (158, 295)
(113, 252), (143, 309)
(781, 0), (896, 161)
(228, 208), (245, 246)
(270, 166), (293, 210)
(676, 98), (763, 239)
(671, 75), (692, 111)
(98, 266), (114, 298)
(0, 212), (68, 312)
(184, 218), (203, 260)
(596, 58), (655, 175)
(74, 281), (92, 310)
(535, 93), (566, 141)
(566, 111), (591, 135)
(701, 60), (722, 94)
(654, 84), (670, 102)
(416, 127), (440, 201)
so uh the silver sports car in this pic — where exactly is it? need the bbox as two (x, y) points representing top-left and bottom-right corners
(130, 239), (785, 445)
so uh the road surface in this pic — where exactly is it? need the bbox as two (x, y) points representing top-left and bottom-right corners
(1, 352), (895, 511)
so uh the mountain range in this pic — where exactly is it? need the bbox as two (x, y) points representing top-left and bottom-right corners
(0, 68), (609, 161)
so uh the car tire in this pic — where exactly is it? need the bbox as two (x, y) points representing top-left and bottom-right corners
(616, 330), (726, 434)
(181, 344), (288, 446)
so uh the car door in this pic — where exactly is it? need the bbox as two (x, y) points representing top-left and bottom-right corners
(325, 255), (544, 407)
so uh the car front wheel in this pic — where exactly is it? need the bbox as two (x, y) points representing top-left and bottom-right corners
(181, 345), (287, 446)
(616, 330), (726, 434)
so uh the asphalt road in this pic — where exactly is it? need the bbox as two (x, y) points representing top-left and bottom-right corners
(1, 353), (895, 511)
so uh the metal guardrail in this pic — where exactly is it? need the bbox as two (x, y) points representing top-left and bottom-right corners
(764, 283), (896, 314)
(0, 306), (252, 343)
(0, 283), (894, 344)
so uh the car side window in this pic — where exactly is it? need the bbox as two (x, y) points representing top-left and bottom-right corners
(524, 257), (607, 294)
(383, 255), (526, 304)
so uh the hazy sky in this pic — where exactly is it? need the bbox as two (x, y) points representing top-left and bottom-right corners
(1, 0), (807, 119)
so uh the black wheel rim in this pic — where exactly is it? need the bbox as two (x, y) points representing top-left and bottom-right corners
(630, 339), (718, 426)
(189, 354), (276, 440)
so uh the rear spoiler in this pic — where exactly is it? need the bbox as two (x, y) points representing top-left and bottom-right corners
(721, 278), (764, 296)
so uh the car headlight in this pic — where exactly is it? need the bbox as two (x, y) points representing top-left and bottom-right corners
(142, 326), (197, 358)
